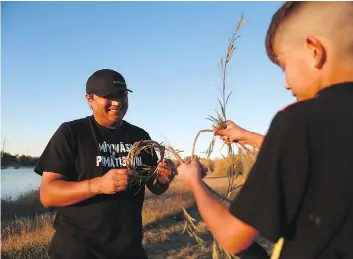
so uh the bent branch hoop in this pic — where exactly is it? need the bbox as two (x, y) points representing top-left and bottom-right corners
(126, 140), (166, 187)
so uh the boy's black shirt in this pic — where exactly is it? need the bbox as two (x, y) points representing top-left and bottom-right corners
(34, 116), (158, 259)
(230, 82), (353, 259)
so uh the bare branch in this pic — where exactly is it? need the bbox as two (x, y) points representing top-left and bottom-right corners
(192, 129), (213, 157)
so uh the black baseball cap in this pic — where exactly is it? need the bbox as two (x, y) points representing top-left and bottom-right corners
(86, 69), (132, 97)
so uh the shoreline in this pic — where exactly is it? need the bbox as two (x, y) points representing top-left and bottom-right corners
(1, 166), (35, 170)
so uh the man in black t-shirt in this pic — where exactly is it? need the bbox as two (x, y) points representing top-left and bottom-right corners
(177, 2), (353, 259)
(35, 69), (176, 259)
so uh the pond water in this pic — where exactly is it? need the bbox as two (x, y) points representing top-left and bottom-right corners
(1, 168), (41, 200)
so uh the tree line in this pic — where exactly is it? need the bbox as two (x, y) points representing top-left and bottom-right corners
(1, 152), (39, 168)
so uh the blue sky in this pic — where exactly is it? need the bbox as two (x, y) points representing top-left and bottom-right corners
(2, 1), (293, 158)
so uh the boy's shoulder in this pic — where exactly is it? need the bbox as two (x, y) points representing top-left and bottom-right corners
(269, 99), (319, 133)
(277, 99), (317, 122)
(280, 99), (314, 113)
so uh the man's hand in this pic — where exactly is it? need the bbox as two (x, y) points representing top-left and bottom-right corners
(176, 156), (206, 190)
(214, 121), (248, 145)
(94, 169), (135, 194)
(156, 158), (176, 185)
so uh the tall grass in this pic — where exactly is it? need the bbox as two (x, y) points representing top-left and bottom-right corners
(174, 14), (251, 258)
(1, 190), (51, 220)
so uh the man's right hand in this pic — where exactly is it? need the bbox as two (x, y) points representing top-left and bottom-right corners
(213, 121), (248, 145)
(94, 169), (135, 194)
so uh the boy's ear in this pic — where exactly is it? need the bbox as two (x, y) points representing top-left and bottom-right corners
(305, 36), (326, 69)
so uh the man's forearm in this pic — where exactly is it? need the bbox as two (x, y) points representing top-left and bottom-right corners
(40, 177), (101, 208)
(190, 179), (257, 254)
(147, 177), (169, 195)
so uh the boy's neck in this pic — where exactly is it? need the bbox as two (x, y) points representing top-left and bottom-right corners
(319, 62), (353, 91)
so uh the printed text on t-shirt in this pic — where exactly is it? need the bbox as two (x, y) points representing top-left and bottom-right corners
(96, 141), (143, 168)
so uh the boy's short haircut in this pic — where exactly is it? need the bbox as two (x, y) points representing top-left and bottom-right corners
(266, 1), (353, 65)
(265, 1), (303, 64)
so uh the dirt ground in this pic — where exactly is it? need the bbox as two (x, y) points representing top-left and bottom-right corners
(143, 177), (231, 259)
(143, 177), (273, 259)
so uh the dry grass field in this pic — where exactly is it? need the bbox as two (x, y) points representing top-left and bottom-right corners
(1, 177), (238, 259)
(1, 156), (273, 259)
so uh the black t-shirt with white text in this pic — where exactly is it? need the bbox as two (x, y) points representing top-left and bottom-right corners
(230, 82), (353, 259)
(34, 116), (158, 259)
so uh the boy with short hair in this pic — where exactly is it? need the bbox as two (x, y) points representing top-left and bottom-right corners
(177, 2), (353, 258)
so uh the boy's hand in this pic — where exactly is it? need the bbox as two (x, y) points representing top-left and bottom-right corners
(214, 121), (248, 145)
(177, 156), (206, 190)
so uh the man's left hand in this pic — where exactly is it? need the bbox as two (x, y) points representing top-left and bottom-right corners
(156, 158), (176, 185)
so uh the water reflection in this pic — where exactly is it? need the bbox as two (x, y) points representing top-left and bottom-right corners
(1, 168), (41, 200)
